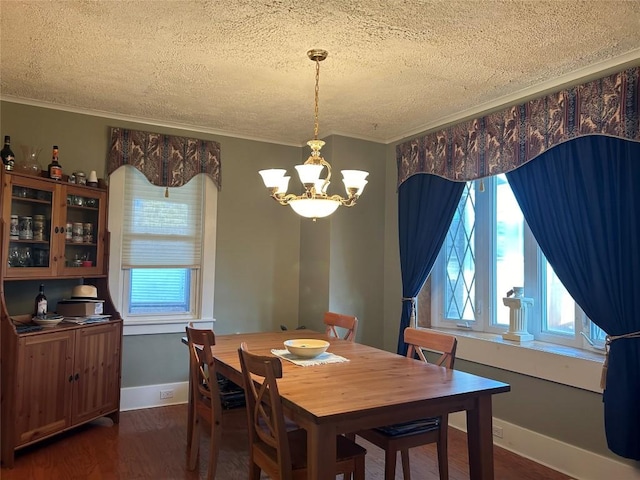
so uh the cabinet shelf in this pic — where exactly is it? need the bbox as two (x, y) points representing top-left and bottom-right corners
(11, 197), (52, 205)
(8, 239), (49, 245)
(67, 205), (99, 211)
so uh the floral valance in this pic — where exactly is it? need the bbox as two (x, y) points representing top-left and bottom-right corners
(396, 66), (639, 187)
(107, 127), (222, 190)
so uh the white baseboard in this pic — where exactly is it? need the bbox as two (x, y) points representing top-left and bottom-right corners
(449, 412), (640, 480)
(120, 381), (189, 411)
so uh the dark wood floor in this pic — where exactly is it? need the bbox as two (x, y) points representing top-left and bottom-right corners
(2, 404), (573, 479)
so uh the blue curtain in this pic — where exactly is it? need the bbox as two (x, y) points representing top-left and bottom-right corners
(397, 174), (464, 354)
(506, 135), (640, 460)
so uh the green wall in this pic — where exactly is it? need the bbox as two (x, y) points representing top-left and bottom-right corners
(1, 99), (632, 467)
(297, 135), (387, 347)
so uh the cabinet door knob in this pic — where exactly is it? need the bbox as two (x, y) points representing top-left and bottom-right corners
(55, 226), (60, 234)
(68, 375), (73, 382)
(74, 373), (80, 381)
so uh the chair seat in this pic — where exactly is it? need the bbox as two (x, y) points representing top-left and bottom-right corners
(255, 429), (367, 471)
(374, 417), (440, 437)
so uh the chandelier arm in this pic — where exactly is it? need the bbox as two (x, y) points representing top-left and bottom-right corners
(317, 157), (331, 191)
(319, 157), (332, 181)
(272, 191), (319, 205)
(340, 197), (358, 207)
(324, 194), (359, 207)
(272, 191), (360, 208)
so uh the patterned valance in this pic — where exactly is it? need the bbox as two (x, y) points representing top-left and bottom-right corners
(107, 127), (221, 190)
(396, 66), (639, 187)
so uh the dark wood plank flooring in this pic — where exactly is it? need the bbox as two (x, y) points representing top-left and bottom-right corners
(1, 404), (573, 479)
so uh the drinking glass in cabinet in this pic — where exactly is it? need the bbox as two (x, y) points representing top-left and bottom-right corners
(8, 246), (19, 267)
(16, 247), (32, 267)
(12, 186), (33, 198)
(33, 248), (48, 267)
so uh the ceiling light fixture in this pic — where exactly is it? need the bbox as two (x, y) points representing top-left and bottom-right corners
(259, 49), (369, 220)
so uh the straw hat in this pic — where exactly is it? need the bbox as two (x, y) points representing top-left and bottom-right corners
(71, 285), (98, 299)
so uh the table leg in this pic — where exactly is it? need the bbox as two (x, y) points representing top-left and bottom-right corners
(466, 395), (495, 480)
(306, 422), (335, 480)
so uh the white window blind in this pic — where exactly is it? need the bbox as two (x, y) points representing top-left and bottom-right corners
(122, 167), (204, 268)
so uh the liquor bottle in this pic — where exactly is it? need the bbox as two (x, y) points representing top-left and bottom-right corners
(1, 135), (15, 171)
(48, 145), (62, 180)
(35, 284), (47, 318)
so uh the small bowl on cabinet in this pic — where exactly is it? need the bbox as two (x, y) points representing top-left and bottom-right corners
(32, 314), (63, 327)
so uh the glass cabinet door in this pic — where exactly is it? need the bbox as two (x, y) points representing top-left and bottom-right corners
(59, 185), (106, 276)
(2, 172), (108, 278)
(3, 175), (57, 278)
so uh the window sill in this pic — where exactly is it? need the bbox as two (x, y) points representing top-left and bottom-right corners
(123, 318), (215, 335)
(431, 328), (604, 393)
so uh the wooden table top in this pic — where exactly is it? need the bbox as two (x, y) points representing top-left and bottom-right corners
(209, 330), (510, 428)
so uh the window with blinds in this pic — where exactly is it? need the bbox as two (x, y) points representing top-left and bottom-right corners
(122, 167), (204, 316)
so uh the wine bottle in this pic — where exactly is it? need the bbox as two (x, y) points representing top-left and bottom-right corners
(1, 135), (15, 171)
(35, 284), (47, 318)
(48, 145), (62, 180)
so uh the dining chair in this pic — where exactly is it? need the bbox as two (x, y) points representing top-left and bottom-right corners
(237, 342), (367, 480)
(324, 311), (358, 341)
(185, 324), (223, 479)
(356, 327), (458, 480)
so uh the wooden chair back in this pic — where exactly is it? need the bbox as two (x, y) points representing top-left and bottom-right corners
(185, 325), (223, 477)
(238, 342), (367, 480)
(356, 328), (458, 480)
(404, 327), (457, 369)
(324, 312), (358, 341)
(238, 342), (293, 479)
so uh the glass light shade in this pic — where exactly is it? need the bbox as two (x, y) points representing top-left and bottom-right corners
(341, 170), (369, 184)
(343, 178), (368, 196)
(275, 176), (290, 194)
(295, 164), (323, 184)
(289, 198), (340, 218)
(259, 169), (286, 188)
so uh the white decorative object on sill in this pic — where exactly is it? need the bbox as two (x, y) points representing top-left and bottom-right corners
(502, 286), (534, 342)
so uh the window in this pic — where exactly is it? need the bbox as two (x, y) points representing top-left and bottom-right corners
(108, 167), (217, 334)
(430, 175), (600, 351)
(129, 268), (191, 314)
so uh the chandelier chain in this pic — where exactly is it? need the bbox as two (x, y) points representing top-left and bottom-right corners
(313, 57), (320, 140)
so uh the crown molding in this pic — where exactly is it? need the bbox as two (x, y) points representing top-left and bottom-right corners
(0, 95), (303, 148)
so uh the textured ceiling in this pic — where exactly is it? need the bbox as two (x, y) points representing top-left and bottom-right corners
(1, 1), (639, 146)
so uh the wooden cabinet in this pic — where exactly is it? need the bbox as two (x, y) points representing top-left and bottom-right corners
(0, 170), (122, 468)
(1, 171), (107, 279)
(14, 330), (75, 446)
(71, 322), (122, 425)
(11, 322), (121, 449)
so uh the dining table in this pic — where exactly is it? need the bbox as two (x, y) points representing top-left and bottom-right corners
(189, 330), (510, 480)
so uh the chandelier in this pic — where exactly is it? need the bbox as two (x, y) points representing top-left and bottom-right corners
(259, 49), (369, 220)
